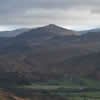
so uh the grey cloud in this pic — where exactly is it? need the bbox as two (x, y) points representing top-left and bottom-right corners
(1, 0), (100, 14)
(0, 0), (100, 27)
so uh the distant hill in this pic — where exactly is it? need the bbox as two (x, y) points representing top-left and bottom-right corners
(79, 28), (100, 35)
(0, 28), (29, 37)
(80, 29), (100, 42)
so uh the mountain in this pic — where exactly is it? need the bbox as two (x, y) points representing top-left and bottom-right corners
(16, 24), (78, 41)
(0, 24), (80, 54)
(0, 28), (29, 37)
(0, 24), (100, 83)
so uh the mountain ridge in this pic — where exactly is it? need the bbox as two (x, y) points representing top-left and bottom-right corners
(0, 28), (30, 37)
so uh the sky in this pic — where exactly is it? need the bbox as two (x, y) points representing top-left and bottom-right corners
(0, 0), (100, 31)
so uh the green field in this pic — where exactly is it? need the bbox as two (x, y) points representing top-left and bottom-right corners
(11, 79), (100, 100)
(1, 78), (100, 100)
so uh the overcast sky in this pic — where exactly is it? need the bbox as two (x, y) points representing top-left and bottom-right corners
(0, 0), (100, 31)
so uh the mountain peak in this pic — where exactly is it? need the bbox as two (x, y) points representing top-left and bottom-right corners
(42, 24), (77, 36)
(46, 24), (58, 27)
(44, 24), (70, 31)
(44, 24), (62, 29)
